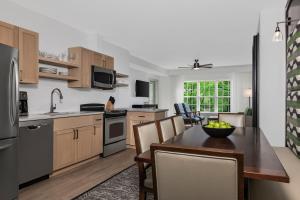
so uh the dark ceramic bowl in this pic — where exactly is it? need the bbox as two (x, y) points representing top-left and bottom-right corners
(202, 125), (236, 138)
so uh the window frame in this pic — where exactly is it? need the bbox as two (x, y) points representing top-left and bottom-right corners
(183, 80), (232, 113)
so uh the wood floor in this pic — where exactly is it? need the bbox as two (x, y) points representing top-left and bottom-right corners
(19, 149), (136, 200)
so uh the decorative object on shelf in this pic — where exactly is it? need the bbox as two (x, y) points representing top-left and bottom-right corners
(273, 18), (300, 42)
(39, 66), (57, 74)
(286, 18), (300, 159)
(58, 71), (69, 76)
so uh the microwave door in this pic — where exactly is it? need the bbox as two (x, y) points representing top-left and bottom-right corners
(92, 67), (115, 89)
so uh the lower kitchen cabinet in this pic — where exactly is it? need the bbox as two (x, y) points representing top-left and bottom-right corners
(126, 111), (166, 146)
(92, 120), (103, 156)
(77, 126), (94, 162)
(53, 114), (103, 172)
(53, 129), (77, 171)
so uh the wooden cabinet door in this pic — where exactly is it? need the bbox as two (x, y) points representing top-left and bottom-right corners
(0, 21), (18, 47)
(92, 52), (104, 67)
(92, 124), (103, 156)
(105, 56), (114, 69)
(81, 49), (92, 88)
(18, 28), (39, 84)
(76, 126), (94, 162)
(53, 129), (77, 171)
(129, 120), (142, 146)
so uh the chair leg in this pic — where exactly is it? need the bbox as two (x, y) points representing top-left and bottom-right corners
(139, 189), (146, 200)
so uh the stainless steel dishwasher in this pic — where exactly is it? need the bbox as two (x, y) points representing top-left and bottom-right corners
(19, 119), (53, 186)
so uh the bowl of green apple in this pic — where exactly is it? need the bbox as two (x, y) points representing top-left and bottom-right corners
(202, 121), (235, 138)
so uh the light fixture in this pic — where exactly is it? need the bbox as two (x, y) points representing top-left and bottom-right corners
(272, 24), (283, 42)
(273, 18), (300, 42)
(243, 88), (252, 108)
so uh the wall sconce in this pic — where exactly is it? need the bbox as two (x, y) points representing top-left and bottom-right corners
(273, 18), (300, 42)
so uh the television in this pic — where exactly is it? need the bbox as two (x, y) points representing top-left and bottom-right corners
(136, 80), (149, 97)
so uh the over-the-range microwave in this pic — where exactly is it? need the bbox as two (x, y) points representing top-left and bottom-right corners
(91, 65), (116, 90)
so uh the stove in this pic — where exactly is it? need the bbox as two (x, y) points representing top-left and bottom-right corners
(80, 104), (127, 157)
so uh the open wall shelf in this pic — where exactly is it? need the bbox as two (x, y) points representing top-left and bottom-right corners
(39, 72), (78, 81)
(39, 57), (80, 69)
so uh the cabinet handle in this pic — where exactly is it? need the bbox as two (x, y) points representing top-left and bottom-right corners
(94, 126), (96, 135)
(138, 116), (145, 118)
(95, 119), (102, 121)
(76, 129), (79, 139)
(73, 129), (76, 140)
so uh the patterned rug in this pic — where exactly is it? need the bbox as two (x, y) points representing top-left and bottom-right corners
(75, 165), (153, 200)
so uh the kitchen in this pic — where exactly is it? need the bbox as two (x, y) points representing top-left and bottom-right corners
(0, 2), (168, 199)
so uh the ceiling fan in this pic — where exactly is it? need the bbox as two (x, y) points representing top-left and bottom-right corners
(178, 59), (213, 70)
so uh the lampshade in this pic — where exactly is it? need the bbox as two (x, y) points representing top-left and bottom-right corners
(244, 88), (252, 97)
(272, 26), (283, 42)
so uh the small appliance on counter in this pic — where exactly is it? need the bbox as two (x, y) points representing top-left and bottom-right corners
(80, 103), (127, 157)
(132, 104), (158, 109)
(19, 91), (28, 116)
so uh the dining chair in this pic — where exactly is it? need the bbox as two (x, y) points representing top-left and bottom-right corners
(156, 117), (176, 143)
(183, 103), (205, 125)
(133, 121), (160, 200)
(172, 115), (186, 135)
(150, 143), (244, 200)
(218, 113), (245, 127)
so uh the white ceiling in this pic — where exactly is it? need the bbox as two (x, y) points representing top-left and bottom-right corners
(10, 0), (285, 69)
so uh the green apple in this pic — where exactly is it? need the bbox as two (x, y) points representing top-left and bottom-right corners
(214, 123), (220, 128)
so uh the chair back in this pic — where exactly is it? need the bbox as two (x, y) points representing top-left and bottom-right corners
(157, 117), (176, 142)
(183, 103), (195, 117)
(174, 103), (187, 117)
(133, 121), (160, 155)
(218, 113), (245, 127)
(172, 116), (185, 135)
(150, 144), (244, 200)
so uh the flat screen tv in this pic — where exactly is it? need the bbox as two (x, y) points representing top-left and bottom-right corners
(136, 80), (149, 97)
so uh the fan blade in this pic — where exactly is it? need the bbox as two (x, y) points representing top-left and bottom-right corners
(178, 67), (193, 69)
(199, 64), (213, 68)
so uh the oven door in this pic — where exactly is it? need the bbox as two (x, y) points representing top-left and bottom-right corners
(91, 66), (116, 89)
(104, 117), (126, 145)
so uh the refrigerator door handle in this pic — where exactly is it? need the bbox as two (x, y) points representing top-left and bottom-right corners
(0, 141), (13, 151)
(10, 58), (19, 126)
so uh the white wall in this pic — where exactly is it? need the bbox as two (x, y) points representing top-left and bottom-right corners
(259, 6), (286, 146)
(159, 66), (252, 116)
(0, 0), (166, 114)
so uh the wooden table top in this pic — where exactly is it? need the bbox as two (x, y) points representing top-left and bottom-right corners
(135, 126), (289, 183)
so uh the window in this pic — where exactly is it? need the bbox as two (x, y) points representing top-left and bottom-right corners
(149, 80), (158, 104)
(183, 80), (231, 113)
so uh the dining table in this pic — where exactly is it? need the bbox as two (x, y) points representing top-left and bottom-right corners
(135, 125), (290, 183)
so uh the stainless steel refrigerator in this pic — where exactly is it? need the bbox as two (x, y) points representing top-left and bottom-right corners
(0, 44), (19, 200)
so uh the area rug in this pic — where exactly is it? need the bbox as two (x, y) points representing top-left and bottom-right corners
(74, 165), (153, 200)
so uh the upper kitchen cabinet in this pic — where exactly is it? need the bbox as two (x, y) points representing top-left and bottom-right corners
(68, 47), (93, 88)
(92, 52), (114, 70)
(0, 20), (39, 84)
(0, 21), (18, 48)
(18, 28), (39, 84)
(68, 47), (114, 88)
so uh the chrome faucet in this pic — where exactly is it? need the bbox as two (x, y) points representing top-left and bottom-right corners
(50, 88), (64, 113)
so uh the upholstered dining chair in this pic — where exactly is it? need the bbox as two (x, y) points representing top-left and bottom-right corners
(172, 115), (186, 135)
(156, 117), (176, 143)
(218, 113), (245, 127)
(150, 143), (244, 200)
(133, 121), (160, 200)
